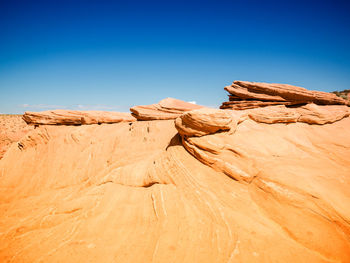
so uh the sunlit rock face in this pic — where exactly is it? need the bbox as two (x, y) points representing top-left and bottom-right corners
(221, 80), (348, 110)
(22, 110), (136, 125)
(130, 97), (204, 120)
(0, 115), (34, 159)
(1, 83), (350, 262)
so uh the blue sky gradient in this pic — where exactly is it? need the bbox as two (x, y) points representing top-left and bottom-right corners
(1, 0), (350, 113)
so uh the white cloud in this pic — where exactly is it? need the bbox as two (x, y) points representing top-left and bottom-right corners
(188, 101), (196, 104)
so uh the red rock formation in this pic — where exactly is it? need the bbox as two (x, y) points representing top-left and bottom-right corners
(173, 107), (350, 262)
(234, 80), (347, 105)
(220, 100), (296, 110)
(175, 106), (350, 183)
(1, 82), (350, 262)
(1, 105), (350, 262)
(23, 110), (136, 125)
(130, 97), (203, 120)
(175, 108), (233, 137)
(221, 80), (348, 110)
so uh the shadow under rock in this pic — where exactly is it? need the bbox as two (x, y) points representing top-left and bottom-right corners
(166, 133), (182, 151)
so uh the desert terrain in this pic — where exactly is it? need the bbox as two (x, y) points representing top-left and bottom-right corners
(0, 81), (350, 262)
(0, 115), (34, 160)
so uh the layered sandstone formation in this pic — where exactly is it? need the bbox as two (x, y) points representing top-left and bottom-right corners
(23, 110), (136, 125)
(1, 103), (350, 262)
(175, 106), (350, 184)
(1, 82), (350, 262)
(130, 97), (203, 120)
(221, 80), (348, 110)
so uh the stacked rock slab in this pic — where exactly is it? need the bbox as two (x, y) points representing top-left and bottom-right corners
(221, 80), (348, 110)
(130, 97), (204, 120)
(23, 110), (136, 125)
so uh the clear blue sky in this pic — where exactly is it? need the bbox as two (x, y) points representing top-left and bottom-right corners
(1, 0), (350, 113)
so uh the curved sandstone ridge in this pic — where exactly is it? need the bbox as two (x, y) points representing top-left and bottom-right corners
(1, 115), (350, 262)
(174, 108), (234, 137)
(175, 105), (350, 181)
(130, 97), (203, 120)
(23, 110), (136, 125)
(221, 80), (349, 110)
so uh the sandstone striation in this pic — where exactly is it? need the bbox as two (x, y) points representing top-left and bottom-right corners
(130, 97), (203, 120)
(247, 104), (350, 125)
(22, 110), (136, 125)
(221, 80), (348, 110)
(175, 104), (350, 190)
(1, 82), (350, 262)
(0, 115), (34, 159)
(2, 112), (350, 262)
(175, 108), (234, 137)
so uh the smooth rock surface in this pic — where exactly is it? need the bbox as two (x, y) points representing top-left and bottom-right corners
(246, 104), (350, 125)
(23, 110), (136, 125)
(130, 98), (203, 120)
(248, 105), (301, 124)
(297, 104), (350, 124)
(175, 108), (233, 137)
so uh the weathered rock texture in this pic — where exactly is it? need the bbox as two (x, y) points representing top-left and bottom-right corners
(0, 115), (34, 159)
(174, 107), (350, 262)
(175, 106), (350, 185)
(1, 104), (350, 262)
(247, 104), (350, 125)
(130, 97), (203, 120)
(221, 80), (348, 110)
(23, 110), (136, 125)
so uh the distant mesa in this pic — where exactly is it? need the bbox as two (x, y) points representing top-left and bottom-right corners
(221, 80), (348, 110)
(22, 110), (136, 125)
(130, 97), (204, 121)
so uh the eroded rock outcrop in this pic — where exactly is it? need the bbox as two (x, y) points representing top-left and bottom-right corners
(174, 108), (234, 137)
(1, 110), (350, 262)
(175, 109), (257, 182)
(221, 80), (348, 110)
(173, 106), (350, 262)
(23, 110), (136, 125)
(175, 103), (350, 183)
(130, 97), (203, 120)
(1, 81), (350, 262)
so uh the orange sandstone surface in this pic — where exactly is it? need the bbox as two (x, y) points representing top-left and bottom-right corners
(0, 115), (34, 159)
(0, 84), (350, 262)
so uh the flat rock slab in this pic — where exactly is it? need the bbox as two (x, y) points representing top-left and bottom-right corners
(221, 80), (348, 110)
(130, 97), (203, 120)
(23, 110), (136, 125)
